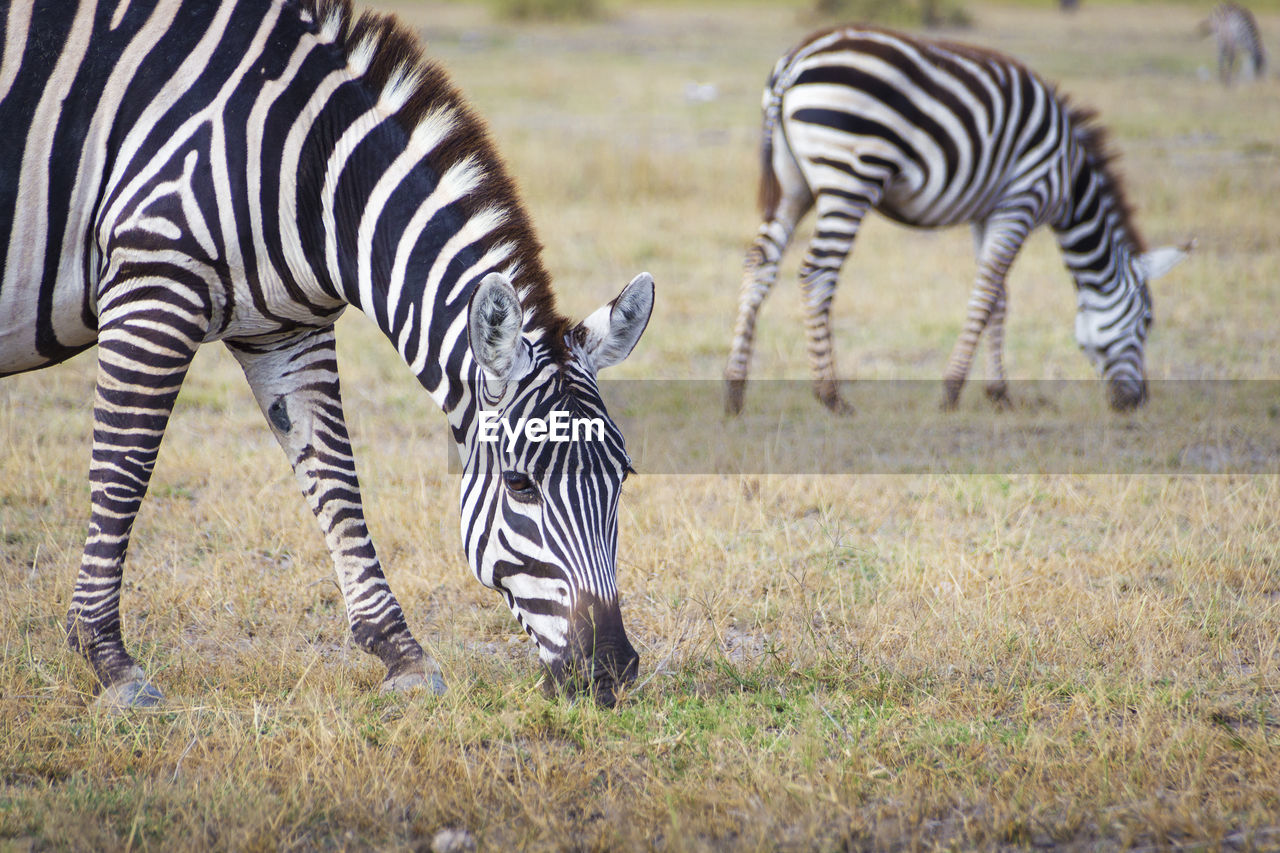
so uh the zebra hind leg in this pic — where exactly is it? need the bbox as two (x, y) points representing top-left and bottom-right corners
(797, 190), (875, 415)
(65, 292), (211, 708)
(725, 220), (795, 415)
(226, 329), (444, 696)
(726, 117), (814, 416)
(726, 154), (814, 418)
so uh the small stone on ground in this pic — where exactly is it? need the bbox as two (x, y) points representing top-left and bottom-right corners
(430, 827), (476, 853)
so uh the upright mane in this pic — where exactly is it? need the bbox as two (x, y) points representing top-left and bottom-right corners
(1066, 105), (1147, 253)
(298, 0), (572, 357)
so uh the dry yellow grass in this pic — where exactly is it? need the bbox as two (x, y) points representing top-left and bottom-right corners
(2, 2), (1278, 850)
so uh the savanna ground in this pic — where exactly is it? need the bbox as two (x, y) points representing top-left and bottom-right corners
(3, 0), (1279, 849)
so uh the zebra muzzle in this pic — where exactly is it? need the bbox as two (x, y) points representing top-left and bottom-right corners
(543, 594), (640, 707)
(1106, 376), (1148, 411)
(542, 646), (639, 708)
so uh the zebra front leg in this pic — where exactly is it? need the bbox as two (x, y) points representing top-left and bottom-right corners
(65, 290), (210, 708)
(798, 262), (852, 414)
(970, 221), (1010, 406)
(943, 214), (1029, 409)
(725, 187), (810, 414)
(984, 293), (1010, 407)
(226, 329), (444, 695)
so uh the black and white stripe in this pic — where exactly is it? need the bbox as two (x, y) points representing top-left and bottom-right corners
(1, 0), (653, 706)
(724, 26), (1189, 415)
(1200, 2), (1267, 84)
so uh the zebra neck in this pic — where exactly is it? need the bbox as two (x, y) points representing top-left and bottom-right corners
(228, 0), (570, 421)
(290, 79), (566, 420)
(1052, 154), (1143, 294)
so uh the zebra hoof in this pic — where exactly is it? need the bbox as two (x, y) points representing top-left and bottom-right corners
(724, 379), (746, 417)
(821, 394), (854, 416)
(941, 380), (963, 411)
(381, 668), (447, 696)
(813, 379), (853, 415)
(96, 675), (164, 711)
(985, 383), (1011, 409)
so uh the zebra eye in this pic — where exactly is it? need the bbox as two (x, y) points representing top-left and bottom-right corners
(502, 471), (538, 502)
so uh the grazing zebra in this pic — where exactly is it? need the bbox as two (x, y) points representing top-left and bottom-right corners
(1200, 2), (1267, 84)
(724, 26), (1190, 416)
(0, 0), (654, 708)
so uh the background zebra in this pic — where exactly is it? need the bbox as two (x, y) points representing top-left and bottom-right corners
(0, 0), (653, 708)
(1200, 2), (1267, 84)
(724, 26), (1191, 416)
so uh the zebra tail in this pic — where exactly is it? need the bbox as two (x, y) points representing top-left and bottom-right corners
(757, 76), (785, 221)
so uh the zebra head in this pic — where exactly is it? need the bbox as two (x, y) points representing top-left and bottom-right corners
(459, 271), (654, 705)
(1074, 244), (1189, 410)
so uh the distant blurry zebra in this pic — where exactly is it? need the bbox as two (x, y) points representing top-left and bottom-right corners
(724, 26), (1191, 415)
(1200, 3), (1267, 83)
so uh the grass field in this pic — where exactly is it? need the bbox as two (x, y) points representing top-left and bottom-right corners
(2, 1), (1278, 850)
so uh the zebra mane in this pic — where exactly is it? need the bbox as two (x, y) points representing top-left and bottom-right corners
(1066, 105), (1148, 253)
(298, 0), (572, 358)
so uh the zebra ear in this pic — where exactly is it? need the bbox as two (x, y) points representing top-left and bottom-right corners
(575, 272), (655, 371)
(1138, 240), (1194, 282)
(468, 272), (528, 384)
